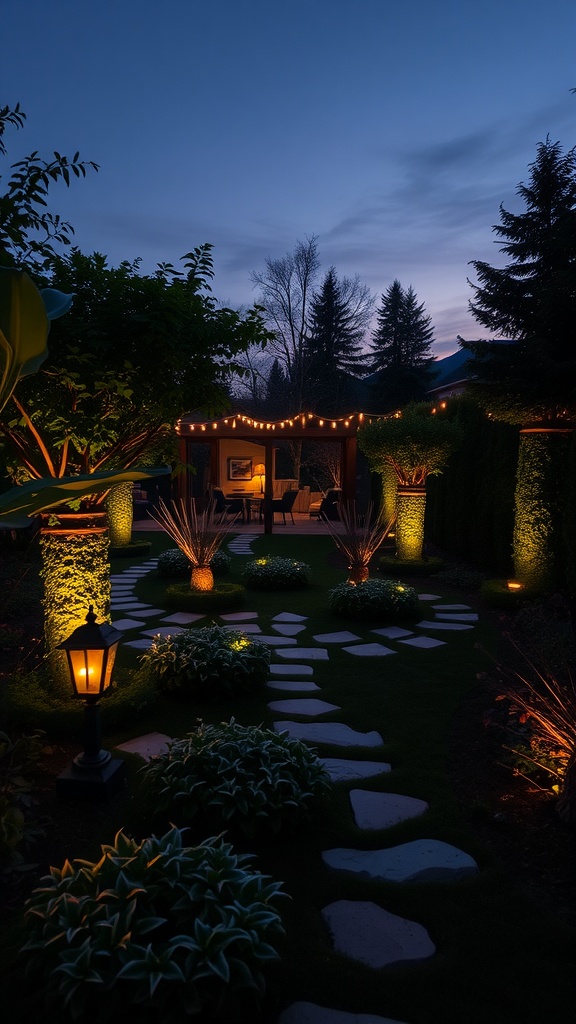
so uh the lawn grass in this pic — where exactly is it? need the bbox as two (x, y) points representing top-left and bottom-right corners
(2, 530), (575, 1023)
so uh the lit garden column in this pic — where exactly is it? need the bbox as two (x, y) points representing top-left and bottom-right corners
(40, 510), (111, 693)
(396, 484), (427, 561)
(513, 426), (572, 592)
(106, 481), (134, 547)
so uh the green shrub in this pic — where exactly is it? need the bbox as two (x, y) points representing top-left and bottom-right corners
(157, 547), (231, 578)
(142, 719), (332, 838)
(164, 581), (245, 613)
(0, 730), (44, 871)
(140, 624), (271, 698)
(378, 555), (444, 577)
(329, 578), (420, 620)
(243, 556), (311, 590)
(19, 826), (286, 1023)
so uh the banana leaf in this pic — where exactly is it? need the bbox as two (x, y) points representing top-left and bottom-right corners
(0, 466), (170, 529)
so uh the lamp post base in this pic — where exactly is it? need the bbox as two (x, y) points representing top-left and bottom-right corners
(56, 757), (126, 800)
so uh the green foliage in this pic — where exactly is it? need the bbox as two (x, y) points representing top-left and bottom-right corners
(164, 581), (245, 613)
(0, 668), (157, 737)
(140, 624), (271, 698)
(142, 719), (332, 838)
(378, 555), (444, 577)
(157, 546), (231, 578)
(368, 280), (435, 411)
(19, 826), (286, 1023)
(243, 556), (311, 590)
(328, 577), (420, 620)
(480, 579), (541, 610)
(358, 403), (462, 485)
(513, 430), (570, 592)
(0, 729), (44, 871)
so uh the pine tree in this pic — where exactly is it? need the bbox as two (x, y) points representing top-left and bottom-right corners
(306, 267), (372, 414)
(369, 280), (434, 410)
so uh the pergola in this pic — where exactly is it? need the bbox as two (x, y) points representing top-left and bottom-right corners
(176, 410), (374, 533)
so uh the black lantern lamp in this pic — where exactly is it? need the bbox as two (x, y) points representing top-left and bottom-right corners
(56, 606), (126, 799)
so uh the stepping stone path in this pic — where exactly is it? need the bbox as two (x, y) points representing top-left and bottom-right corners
(109, 554), (482, 1022)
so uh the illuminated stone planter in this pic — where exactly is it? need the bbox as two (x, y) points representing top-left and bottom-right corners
(396, 484), (427, 562)
(513, 427), (571, 592)
(106, 481), (133, 547)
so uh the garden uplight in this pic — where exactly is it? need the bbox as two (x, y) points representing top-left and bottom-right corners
(507, 580), (524, 591)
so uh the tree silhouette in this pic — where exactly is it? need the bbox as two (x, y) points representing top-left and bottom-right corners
(369, 280), (435, 411)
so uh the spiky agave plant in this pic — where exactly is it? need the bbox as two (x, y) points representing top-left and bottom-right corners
(322, 500), (394, 584)
(150, 498), (239, 591)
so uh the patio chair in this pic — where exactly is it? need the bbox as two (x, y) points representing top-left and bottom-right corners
(270, 488), (298, 525)
(212, 488), (245, 523)
(318, 488), (341, 521)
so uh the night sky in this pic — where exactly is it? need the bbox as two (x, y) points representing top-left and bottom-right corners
(4, 0), (576, 355)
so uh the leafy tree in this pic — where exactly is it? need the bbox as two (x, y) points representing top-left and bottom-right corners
(369, 280), (435, 411)
(461, 138), (576, 591)
(306, 267), (373, 414)
(0, 103), (98, 271)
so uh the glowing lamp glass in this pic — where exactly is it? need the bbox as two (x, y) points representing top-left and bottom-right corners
(58, 606), (121, 700)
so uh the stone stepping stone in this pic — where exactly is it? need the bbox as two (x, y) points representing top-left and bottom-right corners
(320, 759), (391, 782)
(416, 620), (474, 631)
(141, 626), (185, 638)
(322, 900), (435, 968)
(273, 612), (308, 622)
(253, 634), (295, 645)
(111, 585), (135, 592)
(110, 601), (152, 611)
(221, 623), (262, 633)
(276, 647), (329, 660)
(349, 790), (429, 830)
(270, 664), (314, 676)
(371, 626), (413, 639)
(432, 603), (471, 611)
(111, 618), (147, 631)
(434, 612), (478, 622)
(111, 574), (136, 581)
(124, 638), (154, 649)
(274, 722), (384, 748)
(127, 607), (167, 618)
(161, 612), (205, 624)
(273, 624), (307, 636)
(343, 643), (397, 657)
(399, 636), (446, 649)
(278, 1002), (410, 1024)
(417, 593), (441, 601)
(220, 611), (259, 621)
(268, 698), (340, 716)
(322, 839), (479, 883)
(267, 680), (321, 692)
(117, 731), (171, 761)
(313, 631), (362, 643)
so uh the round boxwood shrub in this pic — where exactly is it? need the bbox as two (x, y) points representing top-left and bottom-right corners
(143, 719), (332, 838)
(140, 624), (271, 698)
(18, 826), (286, 1023)
(378, 555), (444, 577)
(329, 577), (420, 620)
(158, 547), (232, 579)
(243, 556), (311, 590)
(164, 581), (245, 613)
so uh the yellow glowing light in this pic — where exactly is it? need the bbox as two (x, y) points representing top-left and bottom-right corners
(319, 419), (324, 426)
(230, 637), (251, 651)
(255, 558), (268, 565)
(507, 580), (524, 591)
(396, 586), (405, 592)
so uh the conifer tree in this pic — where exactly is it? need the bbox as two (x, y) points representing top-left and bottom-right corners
(369, 280), (434, 410)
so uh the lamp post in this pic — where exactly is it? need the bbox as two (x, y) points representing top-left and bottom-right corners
(55, 606), (126, 799)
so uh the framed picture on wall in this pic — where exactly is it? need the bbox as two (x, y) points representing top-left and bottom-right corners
(228, 457), (253, 481)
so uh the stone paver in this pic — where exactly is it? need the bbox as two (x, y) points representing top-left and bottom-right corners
(221, 623), (262, 633)
(254, 635), (296, 645)
(416, 593), (441, 601)
(322, 900), (435, 968)
(273, 624), (307, 636)
(416, 620), (474, 631)
(342, 643), (397, 657)
(432, 604), (471, 611)
(111, 618), (147, 631)
(278, 1003), (410, 1024)
(141, 626), (185, 638)
(124, 638), (154, 649)
(116, 732), (171, 761)
(270, 664), (314, 676)
(313, 631), (362, 643)
(434, 612), (478, 622)
(276, 647), (329, 660)
(320, 759), (391, 782)
(220, 611), (259, 621)
(274, 721), (384, 747)
(110, 601), (152, 611)
(127, 607), (168, 618)
(268, 698), (340, 716)
(371, 626), (413, 639)
(399, 636), (446, 649)
(267, 680), (321, 692)
(322, 840), (479, 883)
(274, 612), (308, 622)
(349, 790), (428, 830)
(161, 612), (205, 624)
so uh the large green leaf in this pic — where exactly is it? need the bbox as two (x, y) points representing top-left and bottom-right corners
(0, 267), (50, 413)
(0, 466), (169, 529)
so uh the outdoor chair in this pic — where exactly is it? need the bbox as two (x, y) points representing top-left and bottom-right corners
(270, 488), (298, 525)
(212, 488), (244, 523)
(318, 488), (341, 521)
